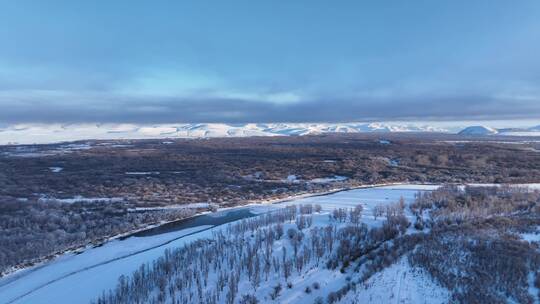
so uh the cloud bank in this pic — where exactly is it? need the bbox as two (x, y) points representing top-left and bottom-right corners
(1, 1), (540, 123)
(0, 91), (538, 124)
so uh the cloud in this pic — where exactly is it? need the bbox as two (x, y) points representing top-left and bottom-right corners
(1, 1), (540, 124)
(0, 90), (538, 124)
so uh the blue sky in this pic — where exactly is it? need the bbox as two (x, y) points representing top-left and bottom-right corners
(1, 0), (539, 123)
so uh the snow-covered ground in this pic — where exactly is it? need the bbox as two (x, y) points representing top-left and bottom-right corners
(1, 143), (93, 157)
(280, 175), (349, 184)
(309, 175), (348, 184)
(37, 196), (125, 204)
(130, 202), (213, 211)
(0, 184), (434, 304)
(464, 183), (540, 190)
(261, 184), (438, 220)
(342, 258), (450, 304)
(125, 171), (160, 175)
(0, 225), (212, 304)
(522, 231), (540, 302)
(521, 231), (540, 244)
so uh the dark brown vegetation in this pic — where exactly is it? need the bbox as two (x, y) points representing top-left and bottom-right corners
(0, 199), (195, 275)
(1, 133), (539, 206)
(1, 133), (540, 278)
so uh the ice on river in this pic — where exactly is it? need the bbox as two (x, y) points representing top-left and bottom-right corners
(0, 184), (437, 304)
(0, 226), (211, 304)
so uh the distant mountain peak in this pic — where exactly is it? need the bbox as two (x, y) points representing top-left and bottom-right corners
(458, 125), (498, 135)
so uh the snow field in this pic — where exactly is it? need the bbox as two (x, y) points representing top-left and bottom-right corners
(0, 226), (212, 304)
(342, 258), (450, 304)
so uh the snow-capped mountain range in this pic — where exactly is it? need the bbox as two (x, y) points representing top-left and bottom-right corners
(0, 122), (539, 145)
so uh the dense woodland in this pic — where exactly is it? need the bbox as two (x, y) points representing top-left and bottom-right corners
(0, 199), (196, 275)
(1, 134), (540, 282)
(1, 134), (539, 206)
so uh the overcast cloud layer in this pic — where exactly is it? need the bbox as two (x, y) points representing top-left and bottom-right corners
(1, 1), (540, 123)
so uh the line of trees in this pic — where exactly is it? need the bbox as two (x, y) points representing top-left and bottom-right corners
(0, 199), (196, 275)
(93, 203), (410, 304)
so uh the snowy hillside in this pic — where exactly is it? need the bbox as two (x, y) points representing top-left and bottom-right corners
(2, 122), (539, 145)
(91, 197), (444, 304)
(3, 184), (539, 304)
(0, 185), (444, 304)
(497, 125), (540, 136)
(458, 125), (499, 135)
(458, 125), (540, 136)
(341, 258), (450, 303)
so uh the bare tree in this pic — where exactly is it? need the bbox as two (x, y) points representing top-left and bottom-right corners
(373, 204), (385, 220)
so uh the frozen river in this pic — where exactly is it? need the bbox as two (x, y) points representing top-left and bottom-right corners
(0, 184), (439, 304)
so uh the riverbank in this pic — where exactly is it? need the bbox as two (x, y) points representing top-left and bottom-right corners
(2, 182), (540, 304)
(0, 181), (414, 280)
(3, 181), (539, 281)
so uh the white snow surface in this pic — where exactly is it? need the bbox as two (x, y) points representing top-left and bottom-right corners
(131, 202), (212, 211)
(465, 183), (540, 190)
(125, 171), (160, 175)
(499, 131), (540, 137)
(342, 258), (450, 304)
(0, 122), (451, 145)
(458, 125), (499, 135)
(2, 122), (540, 145)
(458, 124), (540, 137)
(285, 174), (299, 183)
(38, 196), (124, 204)
(0, 226), (212, 304)
(521, 231), (540, 244)
(309, 175), (348, 183)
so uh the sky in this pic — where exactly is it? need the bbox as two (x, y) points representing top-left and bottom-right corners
(1, 0), (540, 124)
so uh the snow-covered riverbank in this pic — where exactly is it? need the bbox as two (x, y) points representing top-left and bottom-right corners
(0, 184), (433, 304)
(1, 182), (538, 304)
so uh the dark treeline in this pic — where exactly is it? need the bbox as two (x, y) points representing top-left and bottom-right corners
(0, 199), (196, 275)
